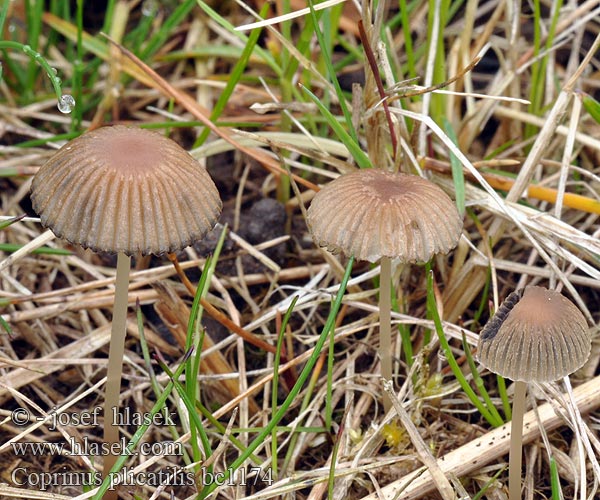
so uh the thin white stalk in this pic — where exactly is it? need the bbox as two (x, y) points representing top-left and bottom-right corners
(380, 256), (392, 411)
(102, 252), (131, 493)
(509, 381), (527, 500)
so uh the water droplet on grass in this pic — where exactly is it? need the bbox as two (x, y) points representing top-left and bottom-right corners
(57, 94), (75, 114)
(142, 0), (157, 16)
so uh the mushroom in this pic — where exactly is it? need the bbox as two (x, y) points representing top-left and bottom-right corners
(30, 125), (221, 488)
(306, 168), (462, 409)
(477, 285), (591, 500)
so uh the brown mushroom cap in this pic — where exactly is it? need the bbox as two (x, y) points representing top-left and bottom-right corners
(306, 169), (463, 263)
(477, 286), (591, 382)
(31, 126), (222, 255)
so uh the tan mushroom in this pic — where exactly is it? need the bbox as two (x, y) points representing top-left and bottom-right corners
(477, 285), (591, 500)
(31, 125), (221, 255)
(306, 169), (462, 263)
(30, 125), (222, 491)
(307, 169), (462, 409)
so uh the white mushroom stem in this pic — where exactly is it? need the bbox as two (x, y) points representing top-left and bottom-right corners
(103, 252), (131, 486)
(509, 380), (527, 500)
(380, 256), (393, 411)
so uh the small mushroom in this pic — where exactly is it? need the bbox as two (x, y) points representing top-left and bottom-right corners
(477, 285), (591, 500)
(30, 125), (221, 489)
(306, 169), (462, 263)
(31, 125), (221, 255)
(307, 169), (462, 409)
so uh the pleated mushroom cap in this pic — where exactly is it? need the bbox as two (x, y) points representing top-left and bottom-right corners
(31, 126), (222, 255)
(477, 286), (591, 383)
(306, 169), (463, 263)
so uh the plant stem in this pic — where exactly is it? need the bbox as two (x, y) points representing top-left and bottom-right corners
(199, 257), (354, 498)
(380, 256), (393, 412)
(102, 251), (131, 499)
(509, 381), (527, 500)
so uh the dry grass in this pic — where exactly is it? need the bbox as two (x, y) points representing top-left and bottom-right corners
(1, 1), (600, 499)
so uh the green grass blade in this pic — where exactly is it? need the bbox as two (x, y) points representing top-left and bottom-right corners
(550, 457), (561, 500)
(195, 401), (262, 464)
(194, 2), (270, 148)
(307, 0), (358, 145)
(136, 301), (162, 399)
(425, 263), (502, 427)
(135, 300), (193, 465)
(0, 243), (71, 256)
(101, 0), (117, 34)
(0, 315), (11, 335)
(426, 0), (451, 123)
(0, 0), (8, 34)
(472, 465), (506, 500)
(398, 0), (416, 78)
(16, 132), (80, 148)
(526, 0), (563, 139)
(185, 225), (227, 464)
(25, 0), (45, 95)
(195, 0), (280, 76)
(156, 355), (212, 463)
(472, 261), (491, 327)
(0, 41), (65, 102)
(91, 352), (191, 500)
(200, 256), (355, 498)
(325, 320), (335, 430)
(72, 0), (84, 130)
(281, 343), (330, 473)
(140, 0), (196, 59)
(462, 332), (504, 425)
(125, 5), (157, 54)
(582, 92), (600, 124)
(443, 117), (465, 214)
(271, 296), (299, 479)
(301, 85), (371, 169)
(0, 215), (25, 231)
(497, 374), (511, 421)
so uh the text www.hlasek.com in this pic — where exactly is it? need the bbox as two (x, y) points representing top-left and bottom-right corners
(11, 437), (183, 457)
